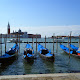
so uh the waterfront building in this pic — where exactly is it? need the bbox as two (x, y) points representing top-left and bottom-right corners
(2, 22), (41, 38)
(28, 34), (41, 38)
(10, 29), (28, 38)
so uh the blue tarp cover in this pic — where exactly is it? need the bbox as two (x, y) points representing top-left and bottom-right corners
(69, 44), (78, 51)
(38, 44), (47, 52)
(24, 43), (34, 58)
(38, 44), (53, 57)
(25, 44), (34, 54)
(0, 44), (19, 58)
(27, 53), (33, 57)
(25, 44), (32, 49)
(11, 44), (19, 50)
(77, 51), (80, 53)
(60, 44), (73, 54)
(0, 53), (12, 58)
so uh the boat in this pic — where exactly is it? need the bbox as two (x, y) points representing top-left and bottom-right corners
(23, 43), (34, 60)
(0, 43), (19, 63)
(69, 44), (80, 55)
(69, 44), (78, 51)
(7, 39), (22, 43)
(60, 44), (80, 58)
(38, 44), (54, 61)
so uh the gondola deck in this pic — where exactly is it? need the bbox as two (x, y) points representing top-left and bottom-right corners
(23, 44), (34, 60)
(38, 44), (54, 61)
(0, 43), (19, 63)
(60, 44), (80, 58)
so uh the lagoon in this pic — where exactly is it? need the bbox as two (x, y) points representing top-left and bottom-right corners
(0, 38), (80, 75)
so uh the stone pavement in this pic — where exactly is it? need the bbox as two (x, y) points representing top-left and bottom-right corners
(0, 73), (80, 80)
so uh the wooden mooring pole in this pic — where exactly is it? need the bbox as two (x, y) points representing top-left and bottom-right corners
(68, 35), (70, 59)
(32, 36), (33, 48)
(1, 34), (2, 56)
(16, 33), (18, 56)
(70, 31), (72, 44)
(56, 36), (58, 53)
(79, 35), (80, 48)
(4, 35), (7, 53)
(19, 34), (20, 53)
(0, 34), (2, 56)
(36, 34), (37, 53)
(16, 33), (18, 43)
(45, 36), (46, 48)
(53, 34), (55, 54)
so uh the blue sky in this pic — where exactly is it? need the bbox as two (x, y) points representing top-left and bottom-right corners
(0, 0), (80, 37)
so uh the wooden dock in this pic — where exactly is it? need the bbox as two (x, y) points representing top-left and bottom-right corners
(21, 41), (78, 43)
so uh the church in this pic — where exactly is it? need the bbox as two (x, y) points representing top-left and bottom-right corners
(3, 22), (28, 38)
(2, 22), (41, 38)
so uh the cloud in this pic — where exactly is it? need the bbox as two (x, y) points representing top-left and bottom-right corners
(1, 25), (80, 37)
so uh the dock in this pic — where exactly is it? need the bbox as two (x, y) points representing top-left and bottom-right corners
(0, 73), (80, 80)
(22, 41), (78, 43)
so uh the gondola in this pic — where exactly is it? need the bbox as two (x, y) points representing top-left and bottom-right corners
(69, 44), (80, 55)
(60, 44), (80, 58)
(69, 44), (78, 51)
(38, 44), (54, 61)
(23, 43), (34, 60)
(0, 43), (19, 63)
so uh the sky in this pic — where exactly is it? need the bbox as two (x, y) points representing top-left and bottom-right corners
(0, 0), (80, 37)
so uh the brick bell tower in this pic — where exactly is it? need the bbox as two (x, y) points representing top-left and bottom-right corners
(7, 22), (10, 34)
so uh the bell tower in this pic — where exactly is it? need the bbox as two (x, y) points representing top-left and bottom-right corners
(7, 22), (10, 34)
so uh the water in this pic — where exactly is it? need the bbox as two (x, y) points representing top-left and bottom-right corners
(0, 38), (80, 75)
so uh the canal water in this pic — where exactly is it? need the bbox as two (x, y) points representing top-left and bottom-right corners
(0, 38), (80, 75)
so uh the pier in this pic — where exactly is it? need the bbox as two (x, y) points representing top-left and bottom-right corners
(22, 41), (78, 43)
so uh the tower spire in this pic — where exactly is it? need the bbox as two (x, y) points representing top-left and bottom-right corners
(7, 22), (10, 34)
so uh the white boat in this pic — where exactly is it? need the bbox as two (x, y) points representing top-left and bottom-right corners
(7, 39), (22, 43)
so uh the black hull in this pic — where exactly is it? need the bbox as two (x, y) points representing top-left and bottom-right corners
(0, 55), (16, 63)
(62, 49), (80, 58)
(39, 53), (54, 62)
(24, 56), (34, 60)
(24, 56), (34, 64)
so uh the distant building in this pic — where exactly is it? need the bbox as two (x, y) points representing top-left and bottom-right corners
(51, 35), (79, 39)
(23, 32), (28, 38)
(10, 29), (28, 38)
(28, 34), (41, 38)
(2, 22), (41, 38)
